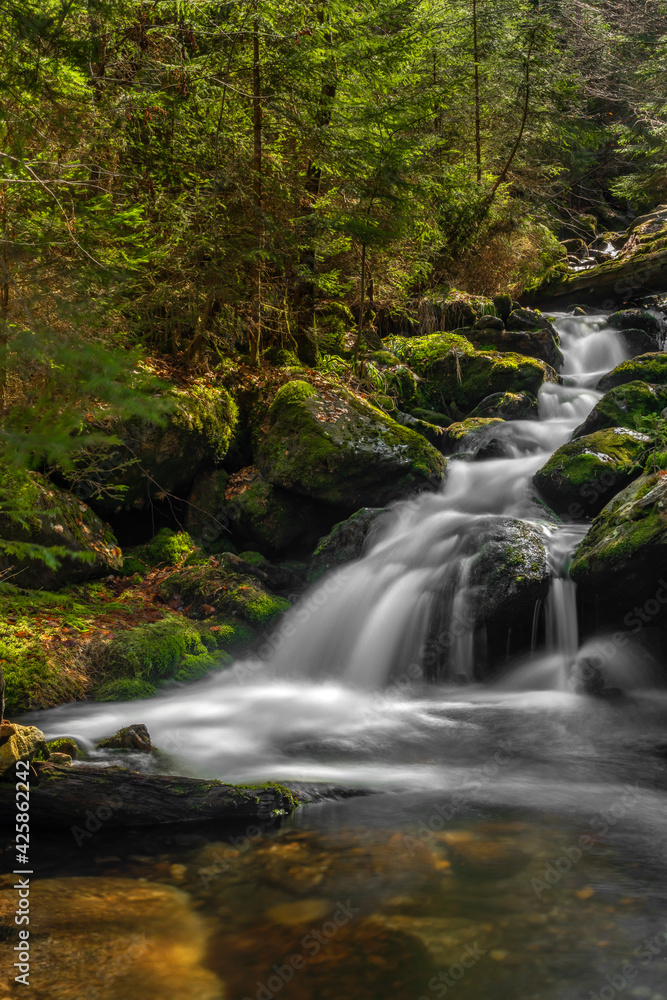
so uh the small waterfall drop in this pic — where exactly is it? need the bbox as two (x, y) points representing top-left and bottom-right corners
(268, 312), (631, 689)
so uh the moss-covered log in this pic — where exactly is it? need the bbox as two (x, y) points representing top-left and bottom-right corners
(3, 762), (301, 827)
(522, 247), (667, 310)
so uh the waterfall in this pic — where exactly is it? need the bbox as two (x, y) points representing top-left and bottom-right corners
(268, 313), (631, 689)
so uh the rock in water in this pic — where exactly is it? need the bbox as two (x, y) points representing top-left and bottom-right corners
(256, 380), (446, 508)
(0, 877), (226, 999)
(571, 472), (667, 622)
(308, 507), (390, 581)
(96, 724), (153, 752)
(573, 382), (667, 439)
(533, 427), (651, 518)
(597, 353), (667, 393)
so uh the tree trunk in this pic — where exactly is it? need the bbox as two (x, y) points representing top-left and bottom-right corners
(1, 762), (299, 827)
(473, 0), (482, 184)
(250, 13), (263, 368)
(293, 3), (337, 367)
(354, 242), (367, 366)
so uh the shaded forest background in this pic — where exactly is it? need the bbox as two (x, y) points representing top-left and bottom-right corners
(1, 0), (667, 466)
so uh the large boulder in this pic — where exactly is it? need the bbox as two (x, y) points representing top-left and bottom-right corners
(308, 507), (390, 581)
(426, 518), (551, 679)
(0, 468), (122, 588)
(187, 465), (313, 555)
(387, 333), (556, 414)
(256, 380), (445, 508)
(573, 382), (667, 439)
(571, 473), (667, 621)
(597, 353), (667, 393)
(533, 427), (651, 519)
(75, 384), (239, 511)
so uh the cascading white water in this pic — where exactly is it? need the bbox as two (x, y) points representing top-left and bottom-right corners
(268, 313), (631, 689)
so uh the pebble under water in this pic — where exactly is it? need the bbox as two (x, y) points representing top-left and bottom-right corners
(3, 312), (667, 1000)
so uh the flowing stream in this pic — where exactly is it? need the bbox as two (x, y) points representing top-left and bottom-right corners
(16, 313), (667, 1000)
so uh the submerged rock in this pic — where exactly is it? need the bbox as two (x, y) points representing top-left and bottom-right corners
(571, 473), (667, 618)
(0, 877), (226, 999)
(97, 724), (153, 752)
(0, 467), (122, 589)
(573, 381), (667, 438)
(533, 427), (650, 518)
(308, 507), (390, 581)
(256, 380), (446, 508)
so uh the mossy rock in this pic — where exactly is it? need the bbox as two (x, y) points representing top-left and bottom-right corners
(533, 427), (651, 518)
(46, 736), (86, 760)
(571, 473), (667, 620)
(597, 353), (667, 393)
(137, 528), (196, 566)
(468, 392), (538, 421)
(157, 562), (290, 628)
(407, 407), (453, 428)
(394, 412), (446, 450)
(222, 466), (313, 554)
(89, 614), (233, 701)
(0, 467), (122, 589)
(443, 418), (506, 458)
(387, 334), (556, 413)
(308, 507), (390, 582)
(574, 382), (667, 439)
(76, 383), (239, 511)
(369, 350), (401, 366)
(255, 380), (446, 508)
(608, 309), (661, 338)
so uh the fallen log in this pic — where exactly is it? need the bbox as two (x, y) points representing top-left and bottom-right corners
(5, 762), (301, 827)
(521, 247), (667, 311)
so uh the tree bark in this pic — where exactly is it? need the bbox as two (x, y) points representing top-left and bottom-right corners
(473, 0), (482, 184)
(1, 762), (299, 827)
(293, 3), (337, 367)
(250, 13), (263, 368)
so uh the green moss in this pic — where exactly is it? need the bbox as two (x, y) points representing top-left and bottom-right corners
(238, 551), (268, 567)
(369, 350), (401, 366)
(135, 528), (196, 567)
(256, 378), (446, 508)
(93, 615), (209, 685)
(95, 678), (157, 702)
(534, 427), (650, 516)
(575, 382), (667, 438)
(446, 417), (505, 443)
(157, 563), (287, 630)
(172, 384), (239, 463)
(597, 354), (667, 393)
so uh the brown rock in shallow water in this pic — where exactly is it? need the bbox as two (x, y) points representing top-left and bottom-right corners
(96, 724), (152, 752)
(0, 877), (225, 999)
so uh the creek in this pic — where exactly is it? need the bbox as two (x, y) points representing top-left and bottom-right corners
(13, 313), (667, 1000)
